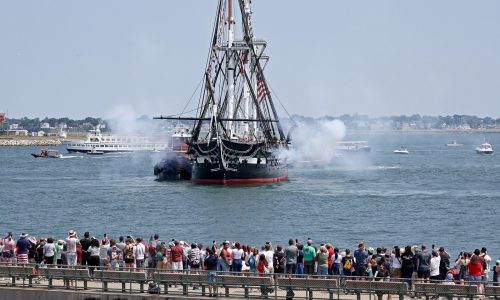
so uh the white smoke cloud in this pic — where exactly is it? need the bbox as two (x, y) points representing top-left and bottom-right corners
(286, 119), (346, 164)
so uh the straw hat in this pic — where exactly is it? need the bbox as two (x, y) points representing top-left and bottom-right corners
(68, 230), (77, 238)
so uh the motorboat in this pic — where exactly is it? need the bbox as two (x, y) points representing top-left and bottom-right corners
(31, 149), (62, 158)
(87, 148), (104, 155)
(336, 141), (371, 153)
(393, 147), (409, 154)
(446, 140), (464, 147)
(475, 142), (494, 155)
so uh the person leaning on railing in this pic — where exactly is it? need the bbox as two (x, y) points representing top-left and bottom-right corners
(204, 248), (218, 297)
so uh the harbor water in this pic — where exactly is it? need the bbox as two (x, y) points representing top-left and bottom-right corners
(1, 132), (499, 261)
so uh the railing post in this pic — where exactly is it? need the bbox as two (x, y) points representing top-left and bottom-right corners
(183, 270), (188, 296)
(274, 274), (278, 300)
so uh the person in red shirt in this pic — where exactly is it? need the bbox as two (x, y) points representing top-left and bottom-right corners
(170, 240), (184, 271)
(219, 241), (232, 272)
(326, 244), (334, 275)
(257, 253), (271, 296)
(467, 250), (483, 283)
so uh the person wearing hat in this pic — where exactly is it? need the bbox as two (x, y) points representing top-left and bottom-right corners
(443, 272), (456, 285)
(65, 230), (80, 266)
(16, 233), (31, 264)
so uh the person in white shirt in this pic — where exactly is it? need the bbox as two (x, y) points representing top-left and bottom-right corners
(99, 239), (110, 267)
(480, 247), (492, 282)
(134, 237), (146, 270)
(43, 238), (56, 265)
(65, 230), (80, 266)
(430, 250), (441, 282)
(264, 243), (274, 270)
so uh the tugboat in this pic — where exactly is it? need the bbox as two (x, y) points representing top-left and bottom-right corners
(154, 129), (192, 180)
(155, 0), (289, 185)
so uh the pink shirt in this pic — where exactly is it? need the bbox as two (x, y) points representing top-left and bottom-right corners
(2, 238), (15, 252)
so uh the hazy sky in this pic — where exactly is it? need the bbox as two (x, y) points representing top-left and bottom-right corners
(1, 1), (500, 119)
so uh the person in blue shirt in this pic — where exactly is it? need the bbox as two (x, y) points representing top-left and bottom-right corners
(353, 242), (368, 278)
(204, 248), (218, 297)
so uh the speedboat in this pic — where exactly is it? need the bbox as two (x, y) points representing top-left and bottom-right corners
(393, 147), (409, 154)
(336, 141), (371, 153)
(31, 149), (62, 158)
(446, 140), (464, 147)
(475, 143), (494, 155)
(87, 148), (104, 155)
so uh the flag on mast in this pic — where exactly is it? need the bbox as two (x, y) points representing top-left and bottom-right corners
(256, 72), (267, 103)
(0, 113), (5, 124)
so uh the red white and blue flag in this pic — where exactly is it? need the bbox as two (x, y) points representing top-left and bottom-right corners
(256, 72), (267, 103)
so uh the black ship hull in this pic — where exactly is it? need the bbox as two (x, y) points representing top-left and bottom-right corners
(190, 139), (287, 185)
(191, 162), (287, 185)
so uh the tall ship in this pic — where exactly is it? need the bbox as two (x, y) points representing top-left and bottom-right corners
(156, 0), (289, 184)
(63, 126), (169, 153)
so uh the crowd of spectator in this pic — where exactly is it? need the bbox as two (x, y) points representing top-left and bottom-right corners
(1, 231), (499, 288)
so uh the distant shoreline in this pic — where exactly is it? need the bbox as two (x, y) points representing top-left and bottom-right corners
(1, 129), (499, 147)
(347, 128), (500, 134)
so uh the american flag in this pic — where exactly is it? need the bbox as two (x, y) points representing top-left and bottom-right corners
(256, 72), (267, 103)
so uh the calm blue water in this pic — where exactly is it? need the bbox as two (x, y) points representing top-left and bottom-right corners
(1, 132), (499, 262)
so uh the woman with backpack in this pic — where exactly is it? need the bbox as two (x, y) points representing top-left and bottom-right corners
(273, 245), (285, 274)
(247, 247), (258, 273)
(341, 249), (354, 276)
(124, 237), (136, 269)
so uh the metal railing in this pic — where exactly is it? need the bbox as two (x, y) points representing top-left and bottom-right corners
(1, 263), (499, 299)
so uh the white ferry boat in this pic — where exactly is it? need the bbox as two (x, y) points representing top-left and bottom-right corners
(63, 127), (169, 153)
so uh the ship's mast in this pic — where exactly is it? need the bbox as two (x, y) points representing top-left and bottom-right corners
(226, 0), (235, 138)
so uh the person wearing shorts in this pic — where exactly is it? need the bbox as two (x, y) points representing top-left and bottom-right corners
(170, 241), (184, 271)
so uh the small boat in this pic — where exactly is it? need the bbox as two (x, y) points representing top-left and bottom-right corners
(31, 149), (62, 158)
(393, 147), (409, 154)
(336, 141), (371, 153)
(87, 148), (104, 155)
(446, 140), (464, 147)
(475, 142), (494, 155)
